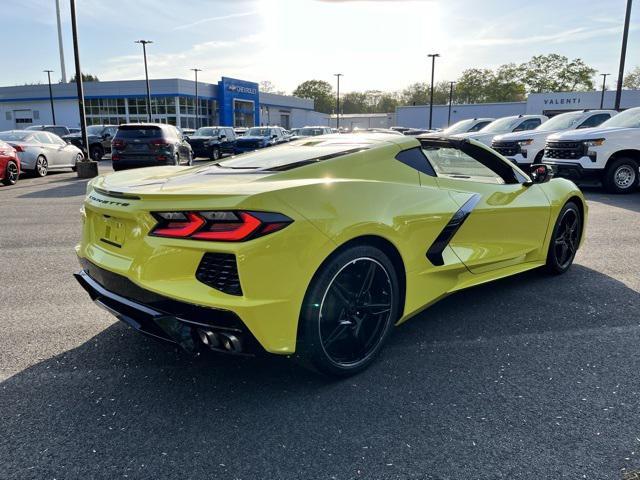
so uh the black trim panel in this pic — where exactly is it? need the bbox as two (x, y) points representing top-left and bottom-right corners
(426, 193), (482, 266)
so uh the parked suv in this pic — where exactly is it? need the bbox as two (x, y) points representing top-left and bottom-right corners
(543, 107), (640, 193)
(186, 126), (236, 160)
(25, 125), (70, 138)
(492, 110), (616, 169)
(62, 124), (118, 161)
(233, 126), (288, 154)
(110, 124), (193, 171)
(452, 115), (548, 146)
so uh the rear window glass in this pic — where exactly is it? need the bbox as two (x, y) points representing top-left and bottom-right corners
(115, 126), (163, 138)
(216, 139), (372, 171)
(0, 131), (33, 141)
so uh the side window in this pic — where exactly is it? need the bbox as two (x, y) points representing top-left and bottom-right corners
(34, 132), (51, 144)
(105, 127), (117, 137)
(469, 121), (490, 132)
(48, 133), (66, 145)
(513, 118), (541, 132)
(577, 113), (611, 129)
(53, 127), (67, 137)
(395, 147), (436, 177)
(421, 146), (504, 184)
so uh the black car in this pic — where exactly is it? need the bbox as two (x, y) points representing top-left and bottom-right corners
(186, 126), (236, 160)
(25, 125), (71, 138)
(110, 124), (193, 171)
(62, 125), (118, 161)
(233, 126), (288, 154)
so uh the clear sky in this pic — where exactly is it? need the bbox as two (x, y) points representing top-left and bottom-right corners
(2, 0), (639, 93)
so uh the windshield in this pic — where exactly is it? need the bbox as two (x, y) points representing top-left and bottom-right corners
(194, 127), (219, 137)
(443, 119), (476, 135)
(600, 108), (640, 128)
(0, 131), (33, 141)
(246, 128), (272, 137)
(114, 126), (162, 138)
(536, 112), (585, 132)
(86, 126), (104, 135)
(298, 128), (326, 136)
(479, 117), (520, 134)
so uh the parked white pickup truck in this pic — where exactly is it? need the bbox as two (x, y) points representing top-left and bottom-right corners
(492, 110), (616, 168)
(543, 107), (640, 193)
(453, 114), (548, 146)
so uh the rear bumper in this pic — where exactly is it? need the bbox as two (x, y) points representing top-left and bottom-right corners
(112, 158), (172, 169)
(74, 260), (264, 355)
(542, 161), (604, 182)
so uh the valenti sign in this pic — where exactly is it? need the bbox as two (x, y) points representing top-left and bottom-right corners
(543, 97), (582, 105)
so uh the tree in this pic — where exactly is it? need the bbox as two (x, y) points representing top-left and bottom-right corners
(455, 69), (494, 104)
(260, 80), (276, 93)
(401, 81), (449, 106)
(293, 80), (334, 114)
(517, 54), (595, 92)
(69, 73), (99, 83)
(341, 91), (369, 114)
(485, 64), (526, 102)
(624, 66), (640, 89)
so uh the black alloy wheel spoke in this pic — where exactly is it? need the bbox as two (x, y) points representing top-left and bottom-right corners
(319, 258), (393, 365)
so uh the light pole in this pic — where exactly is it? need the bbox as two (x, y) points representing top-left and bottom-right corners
(135, 40), (153, 121)
(55, 0), (67, 82)
(70, 0), (97, 178)
(600, 73), (610, 109)
(447, 81), (456, 126)
(427, 53), (440, 129)
(615, 0), (633, 110)
(334, 73), (343, 129)
(44, 70), (56, 124)
(191, 68), (202, 129)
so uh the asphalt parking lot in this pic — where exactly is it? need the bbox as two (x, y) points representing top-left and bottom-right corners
(1, 163), (639, 480)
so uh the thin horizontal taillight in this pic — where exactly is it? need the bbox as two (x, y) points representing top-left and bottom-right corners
(149, 211), (292, 242)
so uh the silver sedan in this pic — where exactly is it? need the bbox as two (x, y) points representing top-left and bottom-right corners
(0, 130), (84, 177)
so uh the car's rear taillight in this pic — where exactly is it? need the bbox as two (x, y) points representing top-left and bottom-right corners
(112, 139), (126, 149)
(149, 211), (292, 242)
(12, 145), (24, 152)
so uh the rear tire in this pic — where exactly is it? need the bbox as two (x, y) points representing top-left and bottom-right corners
(544, 201), (582, 275)
(297, 245), (400, 377)
(3, 160), (19, 185)
(603, 157), (638, 194)
(34, 155), (48, 177)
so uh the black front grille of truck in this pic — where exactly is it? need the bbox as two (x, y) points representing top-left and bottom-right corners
(196, 253), (242, 296)
(544, 141), (586, 160)
(491, 141), (520, 157)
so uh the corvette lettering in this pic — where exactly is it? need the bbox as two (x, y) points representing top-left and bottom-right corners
(88, 194), (130, 207)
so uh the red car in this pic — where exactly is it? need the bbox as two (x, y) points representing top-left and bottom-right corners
(0, 140), (20, 186)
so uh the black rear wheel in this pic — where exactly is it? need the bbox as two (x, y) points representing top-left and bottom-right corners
(297, 245), (400, 377)
(545, 201), (582, 275)
(3, 160), (19, 185)
(89, 145), (104, 161)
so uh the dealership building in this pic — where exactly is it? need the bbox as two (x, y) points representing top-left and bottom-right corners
(0, 77), (327, 131)
(395, 89), (640, 129)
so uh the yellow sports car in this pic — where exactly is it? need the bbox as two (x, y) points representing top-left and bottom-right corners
(75, 133), (586, 376)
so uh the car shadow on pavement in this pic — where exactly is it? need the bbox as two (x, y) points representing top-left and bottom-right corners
(583, 188), (640, 213)
(1, 264), (640, 479)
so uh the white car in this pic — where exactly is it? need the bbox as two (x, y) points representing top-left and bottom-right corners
(492, 110), (616, 168)
(420, 118), (494, 138)
(543, 107), (640, 193)
(452, 115), (548, 146)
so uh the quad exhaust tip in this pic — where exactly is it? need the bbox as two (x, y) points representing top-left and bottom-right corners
(197, 329), (242, 353)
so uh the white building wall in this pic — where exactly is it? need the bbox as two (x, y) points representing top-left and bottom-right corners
(0, 99), (80, 130)
(396, 102), (526, 129)
(526, 89), (640, 114)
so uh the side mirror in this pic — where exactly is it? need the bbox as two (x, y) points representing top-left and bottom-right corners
(183, 135), (189, 141)
(271, 134), (278, 139)
(219, 134), (227, 140)
(102, 133), (111, 140)
(528, 164), (554, 184)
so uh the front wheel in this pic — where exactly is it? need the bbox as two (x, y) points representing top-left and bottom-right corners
(544, 201), (582, 275)
(210, 146), (221, 161)
(71, 153), (83, 172)
(34, 155), (48, 177)
(603, 157), (639, 194)
(3, 160), (19, 185)
(297, 245), (400, 377)
(89, 145), (104, 161)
